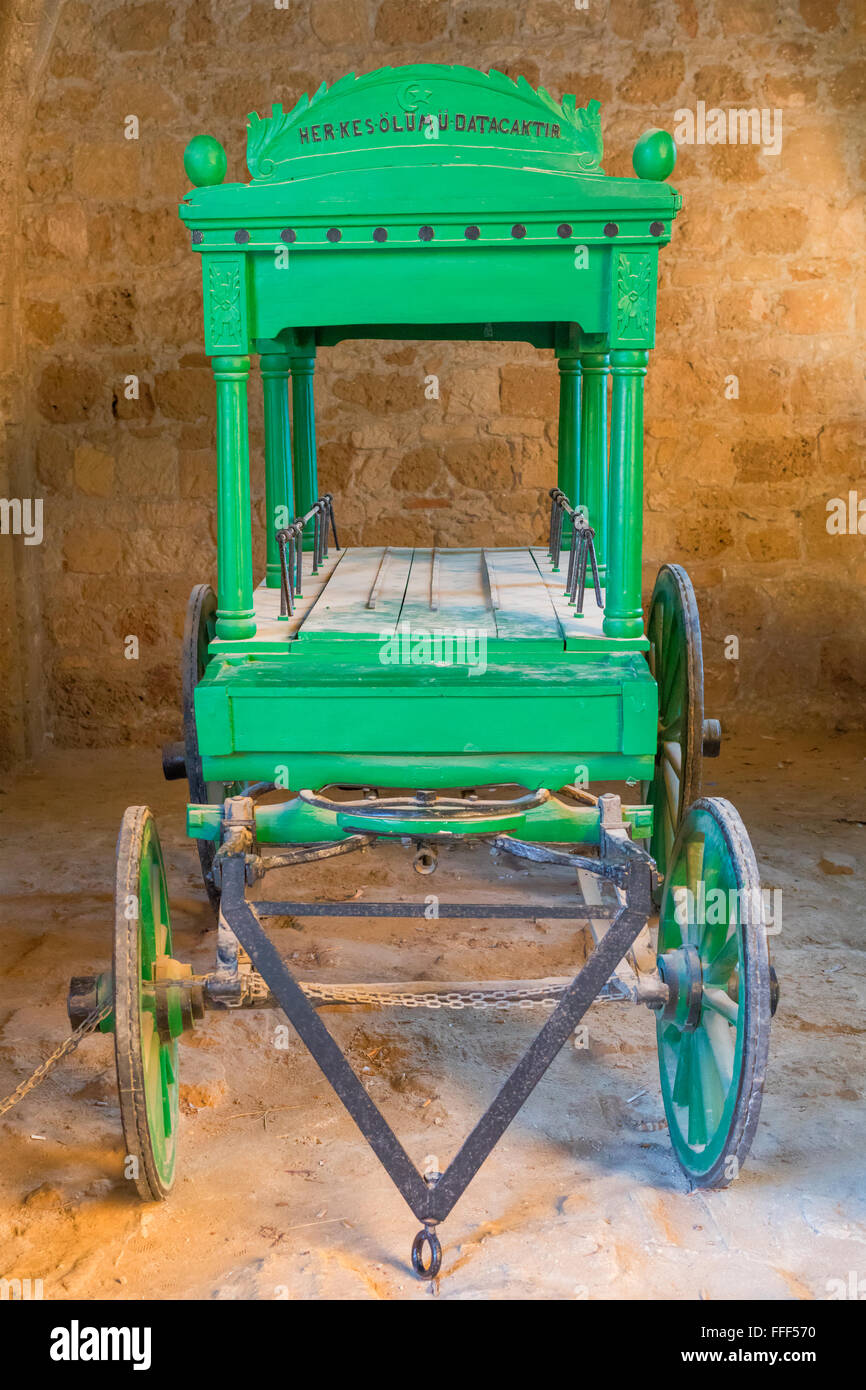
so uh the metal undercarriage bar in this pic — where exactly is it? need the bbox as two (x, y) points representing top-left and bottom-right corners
(215, 792), (655, 1273)
(252, 900), (618, 918)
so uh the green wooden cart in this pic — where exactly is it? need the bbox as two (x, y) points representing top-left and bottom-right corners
(69, 65), (777, 1280)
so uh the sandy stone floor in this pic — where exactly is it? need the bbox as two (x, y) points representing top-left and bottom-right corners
(1, 730), (864, 1301)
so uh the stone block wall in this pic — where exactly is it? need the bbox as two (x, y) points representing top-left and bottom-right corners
(1, 0), (864, 761)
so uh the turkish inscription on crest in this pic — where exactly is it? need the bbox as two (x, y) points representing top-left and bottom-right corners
(297, 111), (564, 145)
(246, 72), (604, 181)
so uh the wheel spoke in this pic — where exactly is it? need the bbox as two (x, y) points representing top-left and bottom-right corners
(700, 895), (732, 968)
(138, 860), (156, 967)
(705, 930), (739, 987)
(142, 1016), (166, 1143)
(687, 1039), (708, 1148)
(649, 600), (665, 671)
(694, 1028), (727, 1136)
(663, 741), (682, 777)
(661, 638), (685, 714)
(663, 756), (680, 826)
(685, 834), (704, 894)
(702, 985), (739, 1026)
(673, 1031), (693, 1106)
(703, 1010), (736, 1094)
(661, 711), (684, 743)
(151, 861), (169, 958)
(685, 835), (705, 946)
(160, 1048), (174, 1137)
(663, 796), (675, 867)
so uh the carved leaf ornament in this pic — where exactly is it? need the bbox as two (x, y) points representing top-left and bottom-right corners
(616, 254), (653, 338)
(209, 264), (241, 344)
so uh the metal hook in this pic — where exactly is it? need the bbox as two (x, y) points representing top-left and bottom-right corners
(293, 520), (303, 597)
(276, 529), (293, 618)
(311, 507), (321, 575)
(327, 494), (339, 551)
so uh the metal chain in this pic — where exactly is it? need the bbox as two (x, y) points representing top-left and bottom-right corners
(298, 979), (624, 1011)
(0, 979), (621, 1118)
(300, 981), (562, 1010)
(0, 1002), (111, 1117)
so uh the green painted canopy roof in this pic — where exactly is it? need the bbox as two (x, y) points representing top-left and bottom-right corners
(181, 65), (680, 228)
(179, 65), (680, 352)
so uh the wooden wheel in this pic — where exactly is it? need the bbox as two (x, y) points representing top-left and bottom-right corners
(183, 584), (225, 915)
(645, 564), (707, 889)
(113, 807), (180, 1201)
(655, 797), (772, 1188)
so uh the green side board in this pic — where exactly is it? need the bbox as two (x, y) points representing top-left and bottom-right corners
(194, 646), (657, 790)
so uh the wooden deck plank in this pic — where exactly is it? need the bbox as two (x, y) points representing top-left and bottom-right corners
(485, 547), (564, 643)
(529, 546), (606, 642)
(299, 546), (415, 638)
(212, 549), (345, 648)
(275, 546), (603, 647)
(398, 547), (498, 635)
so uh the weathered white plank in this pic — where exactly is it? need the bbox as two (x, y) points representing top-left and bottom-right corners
(530, 546), (606, 641)
(485, 547), (564, 642)
(249, 549), (344, 641)
(300, 546), (414, 637)
(399, 547), (498, 635)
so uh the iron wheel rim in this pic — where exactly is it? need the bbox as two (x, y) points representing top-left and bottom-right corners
(182, 584), (227, 914)
(646, 564), (704, 887)
(113, 806), (179, 1200)
(656, 796), (771, 1187)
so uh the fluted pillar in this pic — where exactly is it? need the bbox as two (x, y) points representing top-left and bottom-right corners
(290, 354), (318, 526)
(579, 351), (610, 585)
(212, 354), (256, 639)
(556, 355), (581, 524)
(260, 352), (293, 589)
(603, 349), (648, 639)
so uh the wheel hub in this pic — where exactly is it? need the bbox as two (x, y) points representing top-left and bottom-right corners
(67, 956), (203, 1044)
(152, 956), (205, 1044)
(657, 945), (703, 1031)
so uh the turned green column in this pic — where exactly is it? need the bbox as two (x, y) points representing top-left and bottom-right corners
(212, 355), (256, 639)
(556, 355), (581, 544)
(260, 352), (294, 589)
(579, 352), (610, 584)
(290, 353), (318, 525)
(604, 349), (648, 640)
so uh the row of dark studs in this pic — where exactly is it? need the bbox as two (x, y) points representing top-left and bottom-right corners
(190, 221), (666, 246)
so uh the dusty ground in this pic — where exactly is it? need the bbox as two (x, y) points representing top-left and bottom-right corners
(1, 731), (864, 1301)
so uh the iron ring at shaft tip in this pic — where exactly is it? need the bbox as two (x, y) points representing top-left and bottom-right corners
(411, 1225), (442, 1280)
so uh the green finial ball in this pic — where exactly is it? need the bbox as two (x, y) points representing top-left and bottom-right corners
(632, 128), (677, 182)
(183, 134), (227, 187)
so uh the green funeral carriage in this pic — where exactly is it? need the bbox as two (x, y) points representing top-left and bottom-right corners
(68, 65), (777, 1279)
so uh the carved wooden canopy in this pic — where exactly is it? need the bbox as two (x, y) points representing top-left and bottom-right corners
(179, 64), (681, 356)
